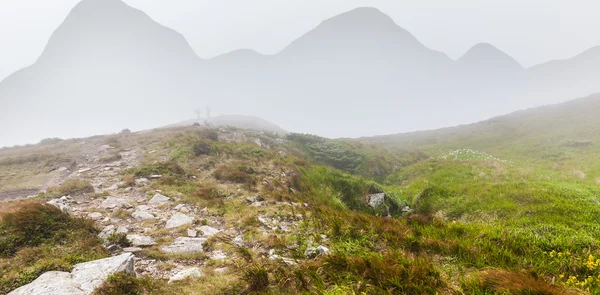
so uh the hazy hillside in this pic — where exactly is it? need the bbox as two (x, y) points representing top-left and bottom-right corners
(1, 2), (599, 147)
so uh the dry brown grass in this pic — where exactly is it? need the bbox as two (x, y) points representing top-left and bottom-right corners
(478, 270), (585, 295)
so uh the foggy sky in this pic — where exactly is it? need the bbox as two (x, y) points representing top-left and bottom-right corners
(1, 0), (600, 82)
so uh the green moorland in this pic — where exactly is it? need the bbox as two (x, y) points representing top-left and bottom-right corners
(2, 94), (600, 294)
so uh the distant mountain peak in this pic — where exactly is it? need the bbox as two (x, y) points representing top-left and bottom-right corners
(459, 42), (523, 70)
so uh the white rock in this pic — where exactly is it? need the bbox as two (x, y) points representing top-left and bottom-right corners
(160, 237), (206, 254)
(8, 253), (134, 295)
(149, 194), (170, 204)
(57, 167), (69, 172)
(209, 250), (227, 260)
(367, 193), (386, 208)
(136, 205), (150, 211)
(168, 267), (204, 283)
(101, 197), (132, 209)
(87, 212), (103, 220)
(232, 235), (245, 247)
(78, 168), (92, 174)
(47, 198), (71, 213)
(135, 178), (149, 185)
(198, 226), (220, 237)
(132, 211), (155, 221)
(99, 225), (116, 239)
(123, 247), (143, 253)
(166, 213), (194, 229)
(116, 226), (129, 234)
(126, 235), (157, 247)
(213, 267), (229, 275)
(187, 229), (198, 237)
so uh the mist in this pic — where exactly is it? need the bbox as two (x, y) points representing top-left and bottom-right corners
(0, 0), (599, 147)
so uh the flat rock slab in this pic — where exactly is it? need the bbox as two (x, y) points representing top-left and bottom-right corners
(166, 212), (194, 229)
(127, 235), (157, 247)
(198, 226), (220, 237)
(160, 237), (206, 254)
(8, 253), (134, 295)
(101, 197), (132, 209)
(132, 210), (154, 221)
(168, 267), (204, 283)
(148, 193), (170, 204)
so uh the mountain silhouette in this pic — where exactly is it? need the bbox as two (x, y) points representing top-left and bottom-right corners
(0, 0), (202, 146)
(0, 1), (599, 147)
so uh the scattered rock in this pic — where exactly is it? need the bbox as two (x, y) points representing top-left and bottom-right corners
(198, 225), (220, 237)
(116, 226), (129, 234)
(135, 178), (149, 185)
(268, 250), (297, 266)
(232, 235), (245, 247)
(213, 267), (229, 275)
(160, 237), (206, 254)
(8, 253), (134, 295)
(367, 193), (386, 208)
(132, 210), (155, 221)
(166, 213), (194, 229)
(47, 198), (71, 213)
(87, 212), (103, 220)
(187, 229), (198, 238)
(127, 235), (157, 247)
(99, 225), (116, 239)
(209, 250), (227, 260)
(78, 168), (92, 174)
(123, 247), (143, 253)
(305, 245), (330, 259)
(101, 197), (132, 210)
(168, 267), (204, 283)
(149, 193), (170, 205)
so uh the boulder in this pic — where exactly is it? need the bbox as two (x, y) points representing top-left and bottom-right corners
(126, 235), (157, 247)
(160, 237), (206, 254)
(101, 197), (132, 210)
(148, 193), (170, 204)
(367, 193), (386, 208)
(168, 267), (204, 283)
(166, 213), (194, 229)
(8, 253), (134, 295)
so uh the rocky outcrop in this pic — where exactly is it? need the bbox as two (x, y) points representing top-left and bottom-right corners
(8, 253), (135, 295)
(166, 213), (194, 229)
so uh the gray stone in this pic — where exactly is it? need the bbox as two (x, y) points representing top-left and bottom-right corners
(132, 210), (154, 221)
(78, 168), (92, 174)
(168, 267), (204, 283)
(232, 235), (245, 247)
(159, 237), (206, 254)
(99, 225), (116, 239)
(148, 193), (170, 204)
(213, 267), (229, 275)
(198, 226), (220, 237)
(116, 226), (129, 234)
(126, 235), (157, 247)
(166, 213), (194, 229)
(135, 178), (149, 185)
(101, 197), (132, 209)
(136, 205), (150, 211)
(88, 212), (103, 220)
(209, 250), (227, 260)
(367, 193), (386, 208)
(8, 253), (134, 295)
(47, 198), (71, 213)
(187, 229), (198, 237)
(123, 247), (143, 253)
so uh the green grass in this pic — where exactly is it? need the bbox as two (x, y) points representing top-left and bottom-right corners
(0, 201), (106, 294)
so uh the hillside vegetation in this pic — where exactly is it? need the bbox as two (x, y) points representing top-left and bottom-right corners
(2, 96), (600, 294)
